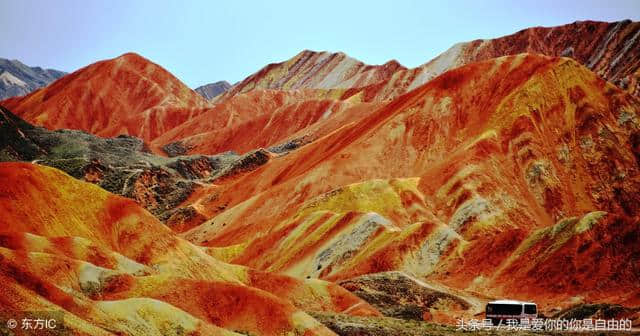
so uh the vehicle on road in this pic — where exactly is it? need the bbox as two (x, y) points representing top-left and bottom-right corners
(486, 299), (537, 325)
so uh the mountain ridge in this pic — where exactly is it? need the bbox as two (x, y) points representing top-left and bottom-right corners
(419, 19), (640, 98)
(0, 58), (66, 100)
(215, 20), (640, 103)
(3, 20), (639, 154)
(1, 52), (211, 143)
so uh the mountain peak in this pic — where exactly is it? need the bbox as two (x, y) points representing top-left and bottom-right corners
(1, 53), (209, 142)
(220, 49), (408, 99)
(194, 81), (232, 100)
(116, 51), (146, 60)
(381, 59), (406, 70)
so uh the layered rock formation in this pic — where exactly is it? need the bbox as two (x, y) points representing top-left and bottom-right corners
(181, 54), (640, 315)
(4, 21), (638, 156)
(214, 21), (640, 105)
(151, 89), (385, 156)
(0, 105), (276, 224)
(219, 50), (406, 100)
(154, 20), (640, 158)
(1, 53), (210, 142)
(1, 20), (639, 335)
(0, 162), (380, 335)
(422, 20), (640, 98)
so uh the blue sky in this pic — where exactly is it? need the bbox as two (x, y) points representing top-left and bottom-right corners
(1, 0), (639, 88)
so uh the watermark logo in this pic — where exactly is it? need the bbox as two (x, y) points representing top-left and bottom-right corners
(6, 319), (18, 329)
(2, 311), (64, 333)
(456, 318), (633, 332)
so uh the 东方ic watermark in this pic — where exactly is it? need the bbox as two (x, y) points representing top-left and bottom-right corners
(2, 311), (64, 332)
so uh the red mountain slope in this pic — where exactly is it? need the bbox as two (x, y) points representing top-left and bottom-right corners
(0, 162), (380, 335)
(217, 21), (639, 106)
(420, 20), (640, 98)
(150, 21), (640, 158)
(220, 50), (406, 100)
(151, 89), (385, 155)
(180, 54), (640, 313)
(1, 53), (210, 142)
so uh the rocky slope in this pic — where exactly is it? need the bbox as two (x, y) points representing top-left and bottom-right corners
(1, 53), (210, 142)
(181, 54), (640, 318)
(217, 21), (640, 104)
(219, 50), (406, 100)
(151, 89), (386, 156)
(0, 105), (280, 225)
(0, 58), (66, 100)
(195, 80), (232, 100)
(0, 162), (380, 335)
(421, 20), (640, 99)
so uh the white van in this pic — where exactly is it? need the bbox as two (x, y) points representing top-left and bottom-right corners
(485, 299), (537, 325)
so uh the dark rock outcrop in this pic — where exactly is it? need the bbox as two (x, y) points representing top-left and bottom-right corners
(0, 104), (46, 160)
(0, 105), (269, 222)
(215, 149), (271, 179)
(162, 140), (192, 157)
(339, 272), (471, 321)
(268, 135), (314, 154)
(194, 81), (232, 100)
